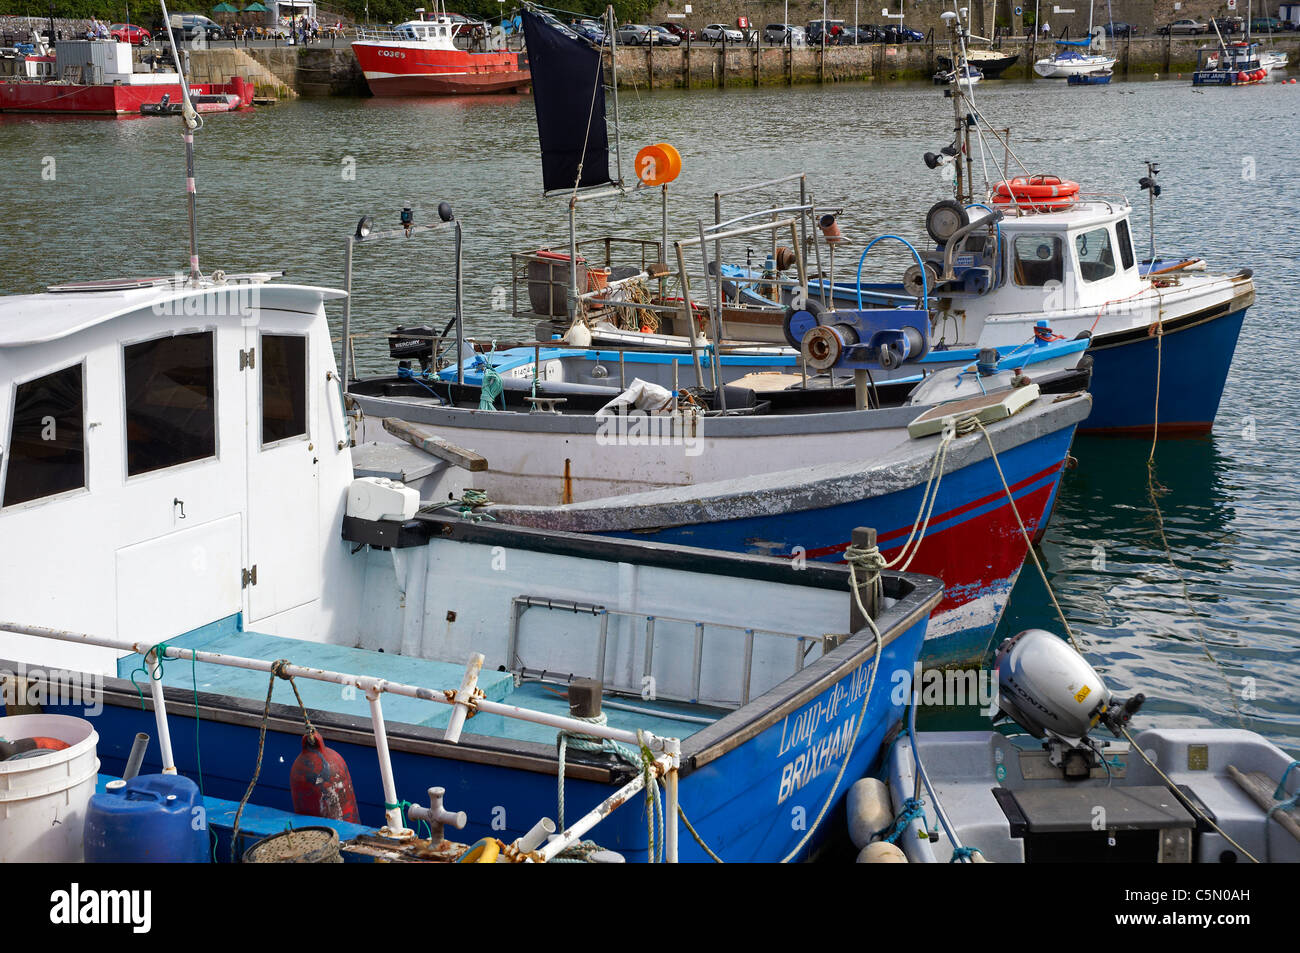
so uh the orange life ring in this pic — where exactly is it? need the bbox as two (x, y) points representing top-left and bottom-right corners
(992, 174), (1080, 212)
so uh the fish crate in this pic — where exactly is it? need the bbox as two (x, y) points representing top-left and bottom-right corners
(511, 236), (665, 334)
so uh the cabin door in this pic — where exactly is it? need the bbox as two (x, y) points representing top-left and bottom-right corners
(243, 323), (321, 623)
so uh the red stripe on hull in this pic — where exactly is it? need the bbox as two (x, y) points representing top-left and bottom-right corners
(896, 481), (1058, 618)
(363, 71), (530, 96)
(800, 461), (1063, 560)
(0, 78), (253, 115)
(1080, 420), (1213, 436)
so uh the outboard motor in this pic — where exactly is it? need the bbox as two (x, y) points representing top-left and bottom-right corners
(388, 325), (437, 373)
(993, 629), (1144, 777)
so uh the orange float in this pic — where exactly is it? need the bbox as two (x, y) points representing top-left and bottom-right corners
(635, 142), (682, 187)
(992, 174), (1080, 212)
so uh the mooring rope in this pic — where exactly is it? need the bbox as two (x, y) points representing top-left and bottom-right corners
(1120, 725), (1260, 863)
(230, 659), (313, 862)
(778, 555), (886, 864)
(972, 418), (1084, 654)
(1142, 323), (1245, 727)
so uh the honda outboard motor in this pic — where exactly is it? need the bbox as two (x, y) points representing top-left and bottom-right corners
(994, 629), (1144, 777)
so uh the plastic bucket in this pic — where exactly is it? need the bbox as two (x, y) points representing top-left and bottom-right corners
(0, 714), (100, 862)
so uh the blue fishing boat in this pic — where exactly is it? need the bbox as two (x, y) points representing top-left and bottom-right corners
(1193, 40), (1269, 86)
(347, 211), (1094, 665)
(0, 269), (945, 863)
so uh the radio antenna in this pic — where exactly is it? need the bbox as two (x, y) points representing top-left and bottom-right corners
(159, 0), (203, 286)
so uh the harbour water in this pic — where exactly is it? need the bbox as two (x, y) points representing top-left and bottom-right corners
(1, 76), (1296, 758)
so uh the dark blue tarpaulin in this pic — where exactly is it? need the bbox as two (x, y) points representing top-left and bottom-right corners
(521, 8), (612, 193)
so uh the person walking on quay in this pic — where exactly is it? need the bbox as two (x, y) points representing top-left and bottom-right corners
(1041, 19), (1051, 37)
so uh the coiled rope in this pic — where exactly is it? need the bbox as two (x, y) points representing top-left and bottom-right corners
(556, 719), (663, 863)
(476, 346), (504, 411)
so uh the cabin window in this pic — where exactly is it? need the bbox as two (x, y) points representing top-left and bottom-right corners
(2, 363), (85, 508)
(1115, 219), (1136, 271)
(261, 333), (308, 445)
(1011, 235), (1064, 287)
(124, 331), (216, 477)
(1074, 228), (1117, 283)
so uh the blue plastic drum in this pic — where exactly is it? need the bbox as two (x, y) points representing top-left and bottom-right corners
(84, 774), (209, 863)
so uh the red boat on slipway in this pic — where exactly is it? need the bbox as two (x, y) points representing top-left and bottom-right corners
(351, 6), (529, 96)
(0, 39), (252, 115)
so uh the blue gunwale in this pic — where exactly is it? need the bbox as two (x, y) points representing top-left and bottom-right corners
(25, 572), (941, 862)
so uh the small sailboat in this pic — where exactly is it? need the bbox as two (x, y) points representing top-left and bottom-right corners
(1033, 39), (1116, 78)
(1034, 0), (1116, 79)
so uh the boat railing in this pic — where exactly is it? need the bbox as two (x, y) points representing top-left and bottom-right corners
(508, 595), (835, 710)
(510, 236), (665, 327)
(0, 620), (683, 862)
(988, 191), (1130, 217)
(354, 27), (424, 42)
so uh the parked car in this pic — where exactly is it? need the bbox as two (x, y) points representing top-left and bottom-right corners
(110, 22), (152, 44)
(649, 25), (681, 46)
(1250, 16), (1286, 32)
(701, 23), (744, 44)
(1212, 16), (1245, 34)
(1158, 19), (1207, 35)
(659, 22), (696, 41)
(171, 14), (224, 40)
(1102, 21), (1131, 37)
(762, 22), (806, 44)
(573, 19), (606, 44)
(616, 23), (652, 45)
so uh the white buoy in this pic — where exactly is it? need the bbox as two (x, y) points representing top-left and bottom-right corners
(858, 841), (907, 863)
(562, 321), (592, 346)
(847, 777), (893, 849)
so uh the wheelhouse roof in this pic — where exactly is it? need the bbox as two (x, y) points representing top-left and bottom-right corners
(0, 279), (345, 349)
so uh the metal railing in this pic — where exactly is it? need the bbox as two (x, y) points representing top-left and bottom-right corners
(507, 595), (831, 709)
(0, 620), (682, 862)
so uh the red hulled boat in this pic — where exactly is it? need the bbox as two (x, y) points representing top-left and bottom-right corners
(0, 40), (252, 115)
(351, 6), (529, 96)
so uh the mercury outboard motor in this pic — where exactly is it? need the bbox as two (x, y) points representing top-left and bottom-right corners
(993, 629), (1144, 777)
(388, 325), (437, 372)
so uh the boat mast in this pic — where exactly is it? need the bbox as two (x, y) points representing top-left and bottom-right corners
(606, 4), (622, 187)
(160, 0), (202, 286)
(944, 10), (973, 205)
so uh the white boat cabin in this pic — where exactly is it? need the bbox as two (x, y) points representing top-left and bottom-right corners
(0, 276), (360, 673)
(925, 189), (1249, 350)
